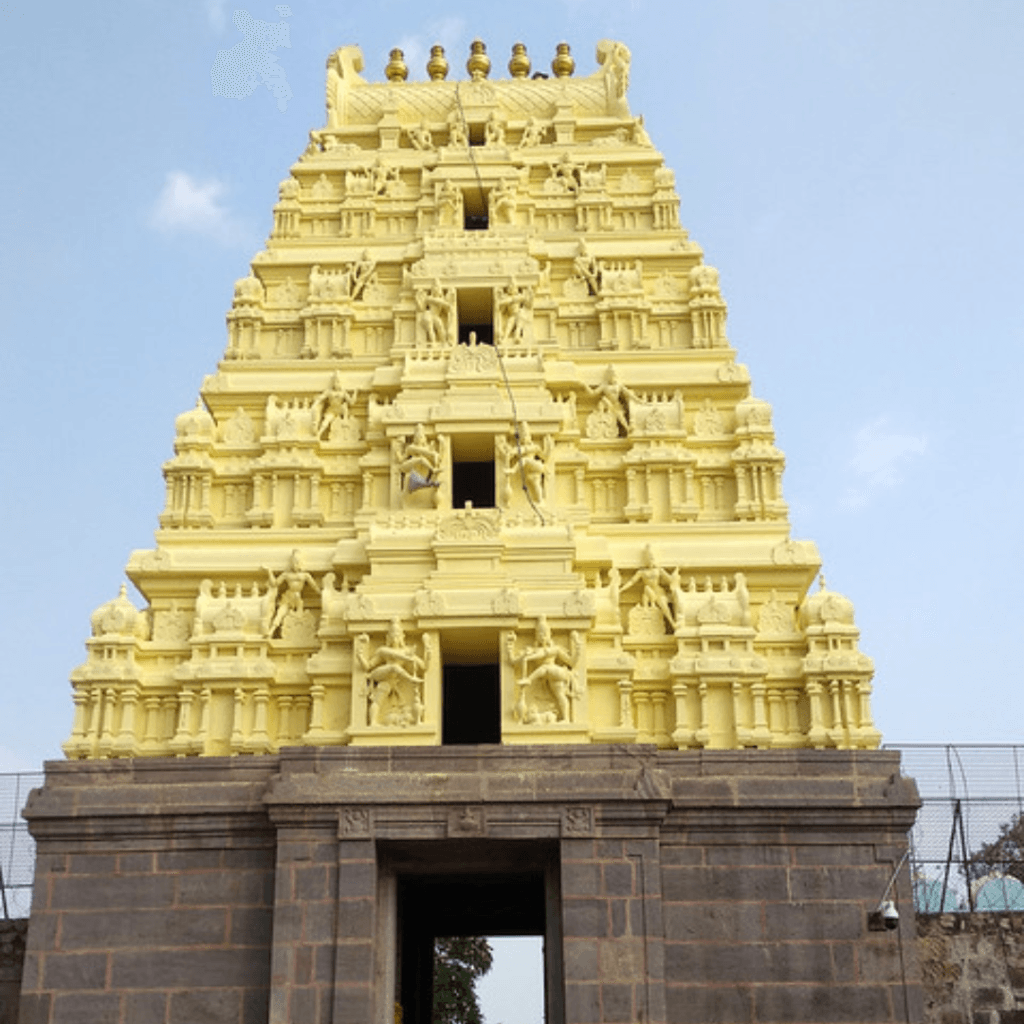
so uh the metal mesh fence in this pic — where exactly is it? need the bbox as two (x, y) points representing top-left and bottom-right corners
(886, 745), (1024, 913)
(0, 771), (44, 919)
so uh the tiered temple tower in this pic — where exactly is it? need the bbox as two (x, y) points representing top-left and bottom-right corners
(65, 39), (879, 759)
(21, 41), (921, 1024)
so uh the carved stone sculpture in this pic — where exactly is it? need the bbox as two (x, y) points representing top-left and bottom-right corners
(357, 619), (428, 727)
(507, 616), (581, 724)
(266, 549), (321, 638)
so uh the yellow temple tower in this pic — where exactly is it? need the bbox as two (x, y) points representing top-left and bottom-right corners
(21, 40), (922, 1024)
(64, 38), (879, 759)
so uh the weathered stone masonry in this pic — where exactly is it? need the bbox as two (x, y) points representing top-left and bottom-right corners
(19, 748), (923, 1024)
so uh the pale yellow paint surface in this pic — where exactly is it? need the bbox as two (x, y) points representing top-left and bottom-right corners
(65, 41), (878, 758)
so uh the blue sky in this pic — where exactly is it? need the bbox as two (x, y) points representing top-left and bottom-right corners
(2, 1), (1022, 769)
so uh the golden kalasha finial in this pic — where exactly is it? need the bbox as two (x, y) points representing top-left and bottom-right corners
(385, 48), (408, 82)
(508, 42), (531, 79)
(426, 44), (449, 81)
(551, 41), (575, 78)
(466, 39), (491, 80)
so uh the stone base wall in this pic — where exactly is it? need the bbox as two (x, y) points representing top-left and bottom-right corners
(918, 913), (1024, 1024)
(18, 748), (923, 1024)
(1, 920), (27, 1024)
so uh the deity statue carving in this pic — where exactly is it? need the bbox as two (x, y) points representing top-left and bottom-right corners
(623, 546), (675, 632)
(484, 112), (506, 146)
(265, 550), (321, 639)
(500, 423), (552, 507)
(436, 180), (463, 228)
(572, 240), (601, 295)
(310, 173), (333, 200)
(585, 364), (639, 437)
(407, 123), (434, 151)
(348, 249), (376, 300)
(519, 117), (547, 148)
(357, 619), (428, 727)
(372, 161), (402, 197)
(416, 281), (455, 346)
(396, 424), (442, 496)
(546, 153), (581, 194)
(497, 281), (533, 345)
(447, 112), (467, 148)
(312, 372), (357, 440)
(489, 180), (517, 225)
(507, 616), (581, 724)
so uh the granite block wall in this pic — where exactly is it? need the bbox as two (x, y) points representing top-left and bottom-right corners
(16, 748), (923, 1024)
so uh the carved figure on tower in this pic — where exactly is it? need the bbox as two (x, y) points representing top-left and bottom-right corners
(266, 550), (321, 638)
(357, 620), (428, 727)
(507, 616), (581, 724)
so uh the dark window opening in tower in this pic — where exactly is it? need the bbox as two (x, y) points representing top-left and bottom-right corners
(457, 288), (494, 345)
(441, 629), (500, 745)
(463, 188), (489, 230)
(450, 434), (495, 509)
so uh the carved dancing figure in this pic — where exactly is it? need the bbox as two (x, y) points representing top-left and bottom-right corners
(397, 424), (442, 492)
(585, 364), (639, 434)
(265, 549), (321, 637)
(506, 616), (579, 723)
(312, 372), (356, 439)
(622, 546), (675, 631)
(357, 619), (427, 726)
(549, 153), (581, 193)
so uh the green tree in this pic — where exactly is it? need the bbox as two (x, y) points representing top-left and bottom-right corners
(968, 810), (1024, 884)
(433, 936), (494, 1024)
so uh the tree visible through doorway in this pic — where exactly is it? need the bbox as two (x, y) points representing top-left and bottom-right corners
(433, 937), (494, 1024)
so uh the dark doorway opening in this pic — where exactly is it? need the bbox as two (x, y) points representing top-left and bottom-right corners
(382, 840), (563, 1024)
(443, 664), (500, 745)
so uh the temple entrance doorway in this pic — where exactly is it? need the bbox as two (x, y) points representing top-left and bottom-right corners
(378, 840), (563, 1024)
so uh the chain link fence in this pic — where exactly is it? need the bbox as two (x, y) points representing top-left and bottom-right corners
(886, 745), (1024, 913)
(0, 771), (44, 919)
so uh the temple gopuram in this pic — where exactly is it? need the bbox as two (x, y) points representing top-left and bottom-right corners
(20, 40), (923, 1024)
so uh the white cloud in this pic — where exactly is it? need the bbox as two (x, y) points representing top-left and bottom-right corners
(149, 171), (249, 246)
(206, 0), (229, 32)
(842, 414), (928, 509)
(393, 17), (467, 81)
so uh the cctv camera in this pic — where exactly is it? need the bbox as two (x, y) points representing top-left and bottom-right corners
(868, 899), (899, 932)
